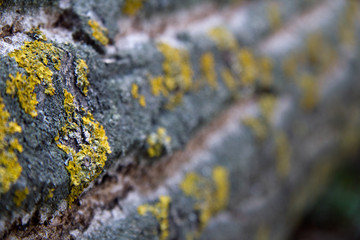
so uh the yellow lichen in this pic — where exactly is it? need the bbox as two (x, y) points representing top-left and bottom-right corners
(289, 160), (336, 219)
(242, 117), (267, 140)
(158, 43), (193, 92)
(88, 20), (109, 46)
(267, 2), (282, 31)
(56, 90), (111, 206)
(63, 89), (75, 116)
(339, 0), (358, 47)
(6, 39), (62, 117)
(208, 27), (239, 51)
(259, 57), (273, 88)
(75, 59), (90, 96)
(13, 187), (29, 207)
(306, 34), (326, 68)
(200, 53), (218, 89)
(146, 127), (171, 158)
(255, 224), (270, 240)
(149, 42), (193, 109)
(122, 0), (146, 16)
(282, 54), (298, 78)
(298, 74), (318, 111)
(275, 131), (291, 179)
(180, 166), (229, 234)
(131, 83), (139, 99)
(0, 95), (23, 194)
(238, 49), (257, 86)
(28, 27), (47, 41)
(131, 84), (146, 107)
(137, 195), (171, 240)
(139, 95), (146, 107)
(259, 94), (277, 122)
(221, 68), (236, 91)
(46, 188), (55, 200)
(150, 76), (168, 97)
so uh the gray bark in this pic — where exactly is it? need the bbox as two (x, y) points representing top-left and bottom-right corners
(0, 0), (359, 239)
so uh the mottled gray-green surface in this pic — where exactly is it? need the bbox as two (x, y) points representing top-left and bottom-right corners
(0, 0), (359, 239)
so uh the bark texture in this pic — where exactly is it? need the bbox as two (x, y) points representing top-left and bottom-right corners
(0, 0), (360, 239)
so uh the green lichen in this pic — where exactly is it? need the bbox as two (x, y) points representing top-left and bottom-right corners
(75, 59), (90, 96)
(146, 127), (171, 158)
(137, 196), (171, 240)
(0, 95), (23, 194)
(88, 20), (109, 46)
(6, 39), (62, 117)
(180, 166), (229, 235)
(56, 89), (111, 206)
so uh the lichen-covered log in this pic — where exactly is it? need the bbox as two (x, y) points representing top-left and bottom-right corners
(0, 0), (359, 239)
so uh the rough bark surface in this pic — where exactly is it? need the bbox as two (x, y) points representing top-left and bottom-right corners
(0, 0), (359, 239)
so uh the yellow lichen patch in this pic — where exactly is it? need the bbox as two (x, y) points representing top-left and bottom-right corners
(298, 74), (318, 111)
(200, 53), (218, 89)
(151, 42), (193, 109)
(7, 39), (62, 117)
(131, 83), (139, 99)
(275, 131), (291, 179)
(222, 69), (236, 91)
(238, 49), (258, 86)
(305, 34), (333, 71)
(28, 27), (47, 41)
(208, 27), (239, 51)
(180, 166), (229, 234)
(88, 20), (109, 46)
(75, 59), (90, 96)
(46, 188), (55, 200)
(63, 89), (75, 116)
(150, 76), (168, 97)
(259, 94), (277, 122)
(137, 195), (171, 240)
(339, 0), (358, 47)
(259, 57), (273, 88)
(122, 0), (146, 16)
(255, 224), (270, 240)
(267, 2), (282, 31)
(146, 127), (171, 158)
(282, 54), (299, 79)
(242, 117), (267, 140)
(131, 84), (147, 108)
(158, 43), (193, 92)
(56, 90), (111, 206)
(13, 187), (29, 207)
(289, 159), (336, 219)
(139, 95), (146, 107)
(0, 95), (23, 194)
